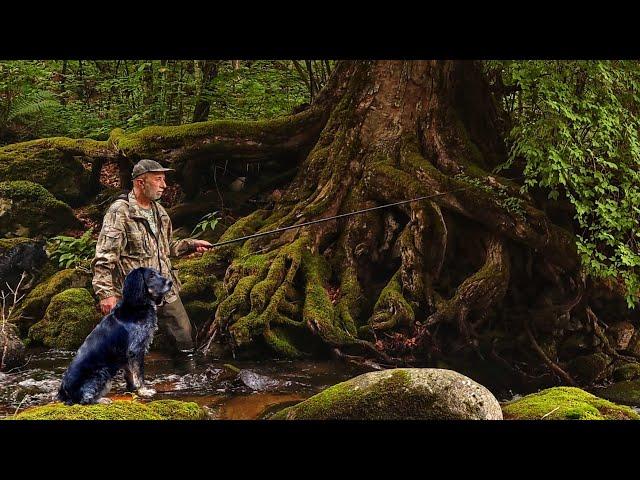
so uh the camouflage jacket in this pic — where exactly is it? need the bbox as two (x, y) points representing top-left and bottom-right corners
(91, 190), (195, 303)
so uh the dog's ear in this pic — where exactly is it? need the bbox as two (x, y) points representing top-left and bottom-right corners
(122, 268), (147, 306)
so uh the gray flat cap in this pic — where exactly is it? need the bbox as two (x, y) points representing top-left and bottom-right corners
(132, 159), (175, 179)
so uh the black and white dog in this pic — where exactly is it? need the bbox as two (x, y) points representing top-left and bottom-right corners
(58, 267), (172, 405)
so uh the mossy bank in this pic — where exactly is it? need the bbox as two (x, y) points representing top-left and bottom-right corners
(5, 399), (206, 420)
(501, 386), (640, 420)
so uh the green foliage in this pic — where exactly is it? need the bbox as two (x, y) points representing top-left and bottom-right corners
(0, 60), (319, 144)
(190, 211), (220, 237)
(206, 61), (309, 120)
(454, 172), (526, 219)
(46, 228), (96, 270)
(487, 61), (640, 307)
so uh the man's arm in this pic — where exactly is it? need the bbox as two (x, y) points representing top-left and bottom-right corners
(91, 203), (127, 301)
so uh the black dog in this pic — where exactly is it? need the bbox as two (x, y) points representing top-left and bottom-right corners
(58, 267), (172, 405)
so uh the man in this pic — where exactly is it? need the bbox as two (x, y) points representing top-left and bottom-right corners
(91, 159), (213, 353)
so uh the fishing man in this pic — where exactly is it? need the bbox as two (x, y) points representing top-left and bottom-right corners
(91, 159), (213, 353)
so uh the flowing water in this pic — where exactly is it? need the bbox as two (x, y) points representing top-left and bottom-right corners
(0, 348), (359, 419)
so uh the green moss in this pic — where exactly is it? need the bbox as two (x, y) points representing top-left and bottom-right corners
(335, 266), (360, 335)
(263, 326), (306, 358)
(183, 299), (218, 327)
(0, 181), (80, 236)
(144, 399), (207, 420)
(501, 386), (639, 420)
(14, 269), (90, 337)
(28, 288), (101, 350)
(6, 399), (205, 420)
(224, 238), (309, 358)
(174, 252), (222, 300)
(613, 363), (640, 382)
(217, 275), (260, 326)
(0, 237), (32, 253)
(0, 138), (101, 203)
(594, 380), (640, 407)
(114, 110), (320, 156)
(369, 270), (415, 331)
(301, 251), (354, 346)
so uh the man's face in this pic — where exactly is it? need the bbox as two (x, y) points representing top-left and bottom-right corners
(140, 172), (166, 201)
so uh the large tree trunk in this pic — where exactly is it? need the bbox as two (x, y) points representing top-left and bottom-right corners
(196, 60), (636, 391)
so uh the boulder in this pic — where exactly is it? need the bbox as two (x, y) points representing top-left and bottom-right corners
(13, 268), (91, 337)
(271, 368), (503, 420)
(28, 288), (101, 350)
(0, 181), (81, 237)
(612, 362), (640, 382)
(502, 386), (639, 420)
(566, 353), (611, 384)
(594, 380), (640, 407)
(0, 138), (96, 205)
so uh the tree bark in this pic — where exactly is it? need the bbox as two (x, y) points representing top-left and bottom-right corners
(192, 60), (219, 123)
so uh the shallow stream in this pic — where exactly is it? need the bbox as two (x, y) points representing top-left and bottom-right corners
(0, 348), (360, 419)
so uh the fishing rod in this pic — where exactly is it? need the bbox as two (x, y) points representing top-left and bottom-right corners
(204, 184), (479, 249)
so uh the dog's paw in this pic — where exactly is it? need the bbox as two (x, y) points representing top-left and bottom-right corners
(136, 387), (156, 398)
(96, 397), (113, 405)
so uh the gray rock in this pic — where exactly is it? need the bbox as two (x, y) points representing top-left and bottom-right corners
(271, 368), (502, 420)
(239, 369), (291, 392)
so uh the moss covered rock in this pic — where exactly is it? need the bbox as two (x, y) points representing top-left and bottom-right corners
(13, 268), (91, 337)
(593, 381), (640, 407)
(0, 237), (32, 253)
(502, 386), (639, 420)
(0, 181), (81, 237)
(7, 399), (206, 420)
(271, 368), (503, 420)
(28, 288), (100, 349)
(0, 321), (25, 371)
(613, 362), (640, 382)
(0, 138), (98, 205)
(567, 353), (611, 384)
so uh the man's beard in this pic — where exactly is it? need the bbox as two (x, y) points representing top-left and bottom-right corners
(143, 182), (163, 201)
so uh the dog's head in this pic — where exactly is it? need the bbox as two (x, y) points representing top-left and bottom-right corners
(122, 267), (173, 308)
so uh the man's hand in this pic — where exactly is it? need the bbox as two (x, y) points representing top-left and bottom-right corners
(100, 296), (118, 315)
(192, 239), (213, 254)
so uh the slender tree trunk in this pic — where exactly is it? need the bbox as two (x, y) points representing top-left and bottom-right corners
(192, 60), (218, 123)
